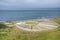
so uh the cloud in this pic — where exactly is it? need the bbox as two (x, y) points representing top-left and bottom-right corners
(0, 0), (60, 10)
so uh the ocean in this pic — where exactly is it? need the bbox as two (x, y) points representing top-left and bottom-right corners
(0, 10), (60, 21)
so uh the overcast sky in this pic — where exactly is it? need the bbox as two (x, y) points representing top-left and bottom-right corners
(0, 0), (60, 10)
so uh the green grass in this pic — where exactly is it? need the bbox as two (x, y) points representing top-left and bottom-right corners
(26, 21), (37, 24)
(0, 26), (60, 40)
(0, 17), (60, 40)
(55, 17), (60, 24)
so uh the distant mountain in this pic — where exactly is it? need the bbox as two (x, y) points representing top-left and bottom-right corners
(0, 8), (60, 10)
(30, 8), (60, 10)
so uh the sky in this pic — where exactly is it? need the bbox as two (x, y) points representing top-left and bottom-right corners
(0, 0), (60, 10)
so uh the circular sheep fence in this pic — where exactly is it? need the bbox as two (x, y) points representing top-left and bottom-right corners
(16, 19), (59, 32)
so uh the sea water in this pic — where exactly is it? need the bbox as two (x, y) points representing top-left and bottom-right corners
(0, 10), (60, 21)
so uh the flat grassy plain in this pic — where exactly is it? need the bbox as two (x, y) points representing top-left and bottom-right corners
(0, 18), (60, 40)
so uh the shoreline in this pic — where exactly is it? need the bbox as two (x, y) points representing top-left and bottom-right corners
(0, 18), (54, 22)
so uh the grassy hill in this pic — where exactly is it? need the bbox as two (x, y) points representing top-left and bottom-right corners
(0, 17), (60, 40)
